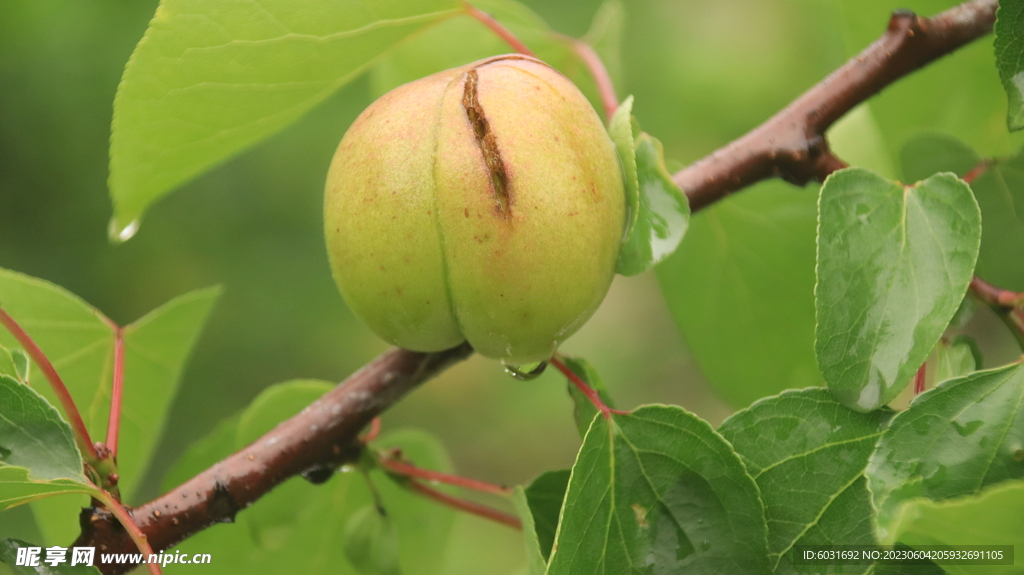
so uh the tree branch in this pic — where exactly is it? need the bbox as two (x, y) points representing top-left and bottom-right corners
(74, 343), (473, 575)
(70, 1), (1000, 571)
(675, 0), (998, 211)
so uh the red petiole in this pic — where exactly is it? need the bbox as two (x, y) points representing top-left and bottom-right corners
(408, 480), (522, 530)
(463, 2), (535, 57)
(0, 307), (99, 461)
(380, 456), (512, 496)
(106, 327), (125, 455)
(549, 355), (627, 419)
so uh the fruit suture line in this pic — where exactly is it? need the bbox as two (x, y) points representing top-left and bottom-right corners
(73, 2), (1003, 572)
(462, 68), (512, 218)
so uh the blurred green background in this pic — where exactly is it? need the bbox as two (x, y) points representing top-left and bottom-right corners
(1, 0), (1020, 571)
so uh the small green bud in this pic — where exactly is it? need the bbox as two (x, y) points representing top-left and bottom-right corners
(325, 55), (624, 364)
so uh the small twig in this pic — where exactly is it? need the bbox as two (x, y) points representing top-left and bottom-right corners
(674, 0), (998, 211)
(0, 307), (98, 461)
(969, 277), (1024, 348)
(408, 480), (522, 530)
(380, 455), (513, 496)
(549, 356), (627, 419)
(464, 1), (535, 57)
(92, 488), (162, 575)
(106, 327), (125, 455)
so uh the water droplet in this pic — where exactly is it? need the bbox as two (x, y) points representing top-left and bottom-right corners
(301, 465), (335, 484)
(503, 361), (547, 381)
(700, 540), (711, 551)
(108, 216), (140, 243)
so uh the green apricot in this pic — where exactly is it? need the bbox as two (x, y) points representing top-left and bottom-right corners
(324, 55), (624, 364)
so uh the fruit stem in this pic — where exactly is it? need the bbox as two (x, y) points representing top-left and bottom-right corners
(0, 306), (99, 461)
(380, 453), (513, 496)
(969, 277), (1024, 350)
(463, 2), (536, 57)
(549, 356), (628, 419)
(408, 479), (522, 530)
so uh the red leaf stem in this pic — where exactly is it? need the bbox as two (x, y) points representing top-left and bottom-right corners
(408, 480), (522, 530)
(106, 326), (125, 455)
(0, 307), (98, 460)
(463, 2), (535, 57)
(549, 356), (627, 419)
(380, 456), (512, 496)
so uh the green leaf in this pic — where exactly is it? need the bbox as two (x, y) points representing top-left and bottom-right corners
(899, 133), (980, 184)
(970, 149), (1024, 290)
(343, 506), (402, 575)
(0, 505), (42, 545)
(11, 351), (28, 384)
(865, 361), (1024, 542)
(931, 335), (979, 385)
(0, 268), (114, 435)
(371, 429), (457, 575)
(0, 269), (219, 499)
(609, 96), (639, 265)
(615, 132), (690, 276)
(163, 380), (455, 575)
(0, 468), (96, 515)
(523, 469), (569, 562)
(117, 286), (220, 501)
(995, 0), (1024, 131)
(657, 181), (821, 408)
(0, 376), (83, 484)
(718, 388), (891, 573)
(109, 0), (462, 237)
(0, 538), (102, 574)
(547, 405), (770, 575)
(880, 481), (1024, 575)
(815, 168), (981, 412)
(0, 269), (218, 540)
(0, 376), (99, 511)
(609, 96), (690, 277)
(0, 347), (16, 381)
(558, 356), (616, 439)
(898, 133), (1024, 291)
(510, 487), (546, 575)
